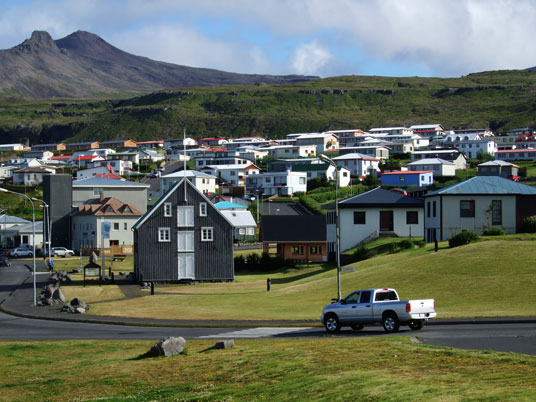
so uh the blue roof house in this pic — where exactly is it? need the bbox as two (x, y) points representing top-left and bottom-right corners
(381, 170), (434, 187)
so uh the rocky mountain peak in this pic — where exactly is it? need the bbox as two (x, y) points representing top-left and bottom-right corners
(17, 30), (58, 52)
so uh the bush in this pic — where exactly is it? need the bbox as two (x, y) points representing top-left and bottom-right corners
(354, 245), (371, 261)
(415, 240), (426, 248)
(299, 195), (325, 215)
(398, 239), (415, 250)
(234, 255), (246, 272)
(387, 243), (399, 254)
(448, 231), (480, 248)
(522, 215), (536, 233)
(483, 227), (505, 236)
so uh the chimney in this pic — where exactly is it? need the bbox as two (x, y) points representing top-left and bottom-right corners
(100, 191), (105, 202)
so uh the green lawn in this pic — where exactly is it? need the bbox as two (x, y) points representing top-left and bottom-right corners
(0, 338), (534, 401)
(60, 236), (536, 321)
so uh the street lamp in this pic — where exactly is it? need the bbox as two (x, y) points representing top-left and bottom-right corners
(0, 188), (37, 305)
(319, 154), (342, 301)
(32, 198), (51, 263)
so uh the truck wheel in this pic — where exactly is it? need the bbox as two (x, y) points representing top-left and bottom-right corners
(351, 324), (364, 331)
(382, 313), (400, 333)
(324, 314), (341, 333)
(409, 320), (424, 330)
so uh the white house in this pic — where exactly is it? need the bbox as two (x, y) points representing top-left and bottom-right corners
(452, 139), (498, 159)
(219, 209), (257, 241)
(0, 165), (16, 179)
(411, 149), (467, 169)
(369, 127), (414, 136)
(160, 170), (218, 195)
(201, 164), (261, 187)
(0, 143), (26, 152)
(409, 124), (445, 137)
(262, 144), (316, 158)
(424, 176), (536, 241)
(339, 146), (390, 160)
(291, 162), (351, 187)
(332, 153), (381, 177)
(163, 137), (197, 150)
(323, 187), (424, 252)
(12, 167), (55, 186)
(76, 166), (117, 180)
(89, 159), (133, 176)
(245, 171), (307, 196)
(407, 158), (456, 176)
(295, 133), (338, 153)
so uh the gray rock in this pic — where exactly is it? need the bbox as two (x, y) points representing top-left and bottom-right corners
(213, 339), (235, 350)
(42, 297), (53, 306)
(70, 298), (87, 309)
(150, 337), (186, 357)
(74, 307), (86, 314)
(52, 288), (65, 303)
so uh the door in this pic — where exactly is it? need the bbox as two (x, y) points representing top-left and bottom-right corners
(338, 291), (360, 323)
(178, 253), (195, 279)
(355, 290), (373, 322)
(379, 211), (394, 232)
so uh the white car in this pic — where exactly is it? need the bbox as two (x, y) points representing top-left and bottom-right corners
(51, 247), (74, 257)
(9, 248), (33, 258)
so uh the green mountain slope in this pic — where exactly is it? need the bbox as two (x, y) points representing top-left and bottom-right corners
(2, 69), (536, 144)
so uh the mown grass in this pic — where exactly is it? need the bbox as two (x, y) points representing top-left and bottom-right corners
(0, 338), (534, 401)
(60, 236), (536, 320)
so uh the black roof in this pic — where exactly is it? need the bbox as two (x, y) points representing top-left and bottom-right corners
(261, 215), (326, 242)
(323, 187), (424, 209)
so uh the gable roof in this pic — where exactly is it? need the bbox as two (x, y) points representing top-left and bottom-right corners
(261, 215), (326, 242)
(0, 214), (30, 224)
(477, 160), (519, 168)
(382, 170), (433, 175)
(426, 176), (536, 196)
(161, 169), (216, 179)
(408, 158), (455, 166)
(323, 187), (424, 209)
(74, 196), (142, 216)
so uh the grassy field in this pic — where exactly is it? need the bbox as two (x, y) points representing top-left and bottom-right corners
(0, 338), (534, 401)
(60, 236), (536, 321)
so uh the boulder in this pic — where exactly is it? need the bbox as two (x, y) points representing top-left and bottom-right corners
(213, 339), (235, 350)
(70, 298), (87, 309)
(150, 337), (186, 357)
(52, 288), (65, 303)
(74, 307), (86, 314)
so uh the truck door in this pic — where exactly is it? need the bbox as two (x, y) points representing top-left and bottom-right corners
(338, 291), (360, 323)
(355, 290), (373, 322)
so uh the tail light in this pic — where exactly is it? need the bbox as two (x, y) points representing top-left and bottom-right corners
(406, 303), (411, 313)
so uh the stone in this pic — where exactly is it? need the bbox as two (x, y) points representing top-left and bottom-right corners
(90, 252), (99, 264)
(42, 297), (53, 306)
(150, 337), (186, 357)
(213, 339), (235, 350)
(70, 298), (87, 309)
(74, 307), (86, 314)
(52, 288), (65, 303)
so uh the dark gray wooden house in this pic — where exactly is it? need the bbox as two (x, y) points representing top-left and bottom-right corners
(132, 179), (234, 282)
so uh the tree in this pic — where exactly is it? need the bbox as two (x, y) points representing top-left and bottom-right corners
(363, 173), (379, 186)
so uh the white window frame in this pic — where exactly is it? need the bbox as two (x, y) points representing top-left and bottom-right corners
(247, 227), (255, 236)
(164, 202), (172, 217)
(199, 202), (207, 217)
(201, 227), (213, 242)
(177, 206), (194, 227)
(158, 227), (171, 242)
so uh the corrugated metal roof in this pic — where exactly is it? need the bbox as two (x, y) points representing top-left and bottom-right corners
(72, 177), (149, 187)
(0, 215), (31, 224)
(408, 158), (454, 165)
(323, 187), (424, 209)
(220, 210), (256, 227)
(214, 201), (247, 209)
(426, 176), (536, 196)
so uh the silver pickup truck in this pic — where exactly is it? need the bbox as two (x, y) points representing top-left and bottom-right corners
(320, 288), (436, 333)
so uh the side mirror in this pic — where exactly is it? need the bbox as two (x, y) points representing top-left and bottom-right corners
(339, 299), (346, 305)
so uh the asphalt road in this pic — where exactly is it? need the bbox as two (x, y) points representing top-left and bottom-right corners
(1, 260), (535, 355)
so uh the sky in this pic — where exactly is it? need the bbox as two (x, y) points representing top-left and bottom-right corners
(1, 0), (535, 78)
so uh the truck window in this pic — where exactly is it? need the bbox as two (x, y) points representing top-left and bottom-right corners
(359, 291), (371, 303)
(375, 291), (398, 301)
(345, 292), (360, 304)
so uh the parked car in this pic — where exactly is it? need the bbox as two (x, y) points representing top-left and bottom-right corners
(8, 248), (34, 258)
(0, 256), (10, 266)
(51, 247), (74, 258)
(321, 288), (437, 333)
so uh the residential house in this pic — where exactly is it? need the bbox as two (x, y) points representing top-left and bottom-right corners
(477, 160), (519, 180)
(0, 166), (16, 179)
(12, 167), (55, 186)
(407, 158), (456, 176)
(219, 209), (257, 241)
(295, 133), (338, 153)
(198, 137), (228, 147)
(339, 145), (390, 160)
(409, 124), (445, 137)
(424, 176), (536, 241)
(89, 159), (133, 176)
(266, 158), (322, 172)
(262, 144), (316, 158)
(136, 140), (164, 149)
(0, 214), (31, 247)
(260, 215), (327, 262)
(31, 143), (66, 151)
(2, 221), (44, 248)
(495, 149), (536, 161)
(324, 129), (366, 147)
(0, 144), (26, 151)
(411, 149), (467, 169)
(292, 162), (351, 187)
(201, 164), (260, 187)
(71, 155), (105, 168)
(65, 141), (100, 151)
(332, 153), (381, 178)
(100, 139), (137, 149)
(132, 178), (234, 282)
(454, 139), (497, 159)
(72, 177), (150, 213)
(76, 165), (120, 180)
(163, 137), (197, 150)
(323, 187), (424, 252)
(23, 150), (54, 160)
(245, 171), (307, 196)
(160, 170), (218, 195)
(381, 170), (434, 187)
(71, 194), (142, 253)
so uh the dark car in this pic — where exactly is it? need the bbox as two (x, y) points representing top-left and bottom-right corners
(0, 256), (10, 267)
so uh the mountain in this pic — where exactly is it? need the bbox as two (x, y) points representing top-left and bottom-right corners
(0, 30), (318, 98)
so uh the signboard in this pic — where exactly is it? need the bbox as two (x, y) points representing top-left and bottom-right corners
(85, 267), (100, 276)
(341, 267), (355, 272)
(102, 221), (112, 239)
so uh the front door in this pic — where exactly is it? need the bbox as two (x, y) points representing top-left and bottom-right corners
(379, 211), (394, 232)
(178, 253), (195, 279)
(355, 290), (373, 322)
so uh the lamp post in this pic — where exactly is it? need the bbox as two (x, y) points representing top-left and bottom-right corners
(0, 188), (37, 305)
(32, 198), (50, 263)
(319, 154), (342, 301)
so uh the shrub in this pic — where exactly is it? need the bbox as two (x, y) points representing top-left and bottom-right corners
(398, 239), (415, 250)
(299, 195), (325, 215)
(354, 245), (370, 261)
(483, 227), (505, 236)
(522, 215), (536, 233)
(234, 255), (246, 272)
(387, 242), (399, 254)
(245, 253), (261, 270)
(415, 240), (426, 248)
(448, 231), (479, 248)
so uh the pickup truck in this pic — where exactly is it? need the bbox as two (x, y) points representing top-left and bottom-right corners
(320, 288), (436, 333)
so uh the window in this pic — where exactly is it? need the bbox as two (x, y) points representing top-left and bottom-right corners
(292, 246), (304, 255)
(491, 200), (502, 225)
(178, 231), (194, 251)
(427, 201), (431, 218)
(113, 223), (119, 230)
(239, 228), (246, 235)
(310, 245), (322, 254)
(201, 227), (213, 241)
(354, 211), (366, 224)
(406, 211), (418, 224)
(433, 201), (436, 217)
(158, 227), (171, 242)
(199, 202), (207, 217)
(399, 175), (405, 182)
(93, 188), (103, 197)
(123, 222), (128, 230)
(230, 171), (236, 176)
(247, 227), (255, 236)
(460, 200), (475, 217)
(345, 292), (360, 304)
(177, 206), (194, 227)
(164, 202), (172, 217)
(299, 177), (306, 184)
(359, 291), (371, 303)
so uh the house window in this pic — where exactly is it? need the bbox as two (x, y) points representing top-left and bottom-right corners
(406, 211), (418, 224)
(177, 206), (194, 227)
(164, 202), (172, 217)
(399, 176), (405, 182)
(247, 227), (255, 236)
(433, 201), (436, 217)
(354, 211), (366, 224)
(93, 188), (103, 196)
(123, 222), (128, 230)
(199, 202), (207, 217)
(491, 200), (502, 225)
(299, 177), (306, 184)
(201, 227), (213, 241)
(158, 227), (171, 242)
(310, 245), (322, 254)
(292, 246), (304, 255)
(113, 223), (119, 230)
(239, 228), (246, 235)
(460, 200), (475, 218)
(178, 231), (194, 251)
(427, 201), (431, 218)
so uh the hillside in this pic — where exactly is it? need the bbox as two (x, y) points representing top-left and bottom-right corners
(2, 69), (536, 144)
(0, 30), (317, 99)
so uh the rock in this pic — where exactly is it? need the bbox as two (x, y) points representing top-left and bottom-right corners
(150, 337), (186, 357)
(42, 297), (53, 306)
(61, 304), (75, 313)
(70, 298), (87, 309)
(213, 339), (234, 350)
(52, 288), (65, 303)
(90, 252), (99, 264)
(74, 307), (86, 314)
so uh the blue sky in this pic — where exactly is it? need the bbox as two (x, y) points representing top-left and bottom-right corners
(1, 0), (535, 78)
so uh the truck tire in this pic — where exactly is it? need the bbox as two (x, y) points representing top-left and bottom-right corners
(409, 320), (424, 330)
(382, 313), (400, 333)
(324, 314), (341, 333)
(351, 324), (364, 331)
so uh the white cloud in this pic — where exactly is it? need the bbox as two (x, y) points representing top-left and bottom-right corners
(291, 41), (332, 76)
